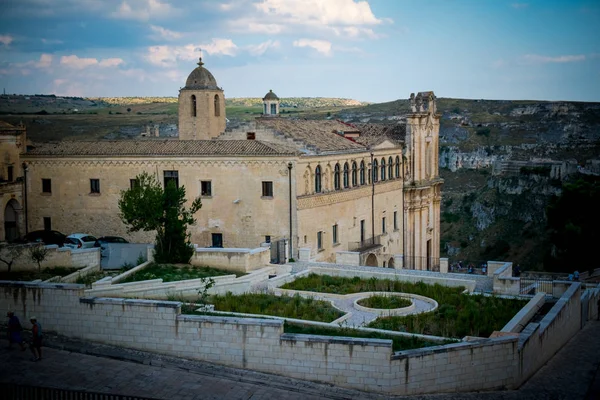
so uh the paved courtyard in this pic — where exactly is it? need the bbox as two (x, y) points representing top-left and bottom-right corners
(2, 320), (599, 399)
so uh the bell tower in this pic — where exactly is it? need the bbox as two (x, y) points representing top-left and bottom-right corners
(178, 57), (226, 140)
(403, 91), (443, 271)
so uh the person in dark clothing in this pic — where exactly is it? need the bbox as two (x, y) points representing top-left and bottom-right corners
(6, 311), (26, 351)
(29, 316), (43, 361)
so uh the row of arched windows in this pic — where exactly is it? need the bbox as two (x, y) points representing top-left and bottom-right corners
(190, 94), (221, 117)
(313, 156), (401, 194)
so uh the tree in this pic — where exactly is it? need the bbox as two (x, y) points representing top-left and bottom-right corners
(29, 244), (49, 271)
(119, 172), (202, 263)
(0, 244), (25, 272)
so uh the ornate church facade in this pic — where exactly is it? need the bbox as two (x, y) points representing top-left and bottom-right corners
(1, 59), (442, 270)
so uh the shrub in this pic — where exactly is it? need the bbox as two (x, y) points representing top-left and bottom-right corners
(357, 295), (411, 309)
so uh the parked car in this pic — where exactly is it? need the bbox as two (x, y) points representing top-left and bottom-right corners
(17, 230), (67, 247)
(93, 236), (129, 258)
(64, 233), (98, 249)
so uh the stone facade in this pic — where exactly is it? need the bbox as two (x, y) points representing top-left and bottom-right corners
(0, 121), (26, 242)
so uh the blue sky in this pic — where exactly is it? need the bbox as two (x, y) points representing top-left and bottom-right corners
(0, 0), (598, 102)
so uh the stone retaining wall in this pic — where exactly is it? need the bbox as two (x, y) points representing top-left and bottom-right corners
(191, 247), (271, 272)
(0, 244), (100, 271)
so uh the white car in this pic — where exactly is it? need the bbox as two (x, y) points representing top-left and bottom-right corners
(64, 233), (98, 249)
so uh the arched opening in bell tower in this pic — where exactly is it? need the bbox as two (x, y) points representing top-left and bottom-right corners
(214, 94), (220, 117)
(191, 95), (197, 117)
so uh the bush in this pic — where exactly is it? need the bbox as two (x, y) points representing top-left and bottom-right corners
(357, 295), (411, 309)
(476, 128), (490, 137)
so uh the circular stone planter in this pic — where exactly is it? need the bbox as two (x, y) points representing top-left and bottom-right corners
(353, 292), (438, 317)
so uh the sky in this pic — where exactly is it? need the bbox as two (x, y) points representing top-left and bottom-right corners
(0, 0), (599, 103)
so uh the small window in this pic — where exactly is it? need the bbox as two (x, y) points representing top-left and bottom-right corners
(332, 224), (338, 244)
(360, 219), (365, 242)
(164, 170), (179, 189)
(373, 160), (378, 182)
(7, 165), (13, 182)
(265, 235), (271, 244)
(201, 181), (212, 196)
(43, 217), (51, 231)
(343, 163), (349, 189)
(90, 179), (100, 194)
(130, 179), (139, 189)
(360, 161), (365, 185)
(395, 156), (401, 178)
(351, 162), (357, 187)
(317, 231), (323, 250)
(394, 211), (398, 230)
(246, 132), (256, 140)
(42, 178), (52, 193)
(262, 181), (273, 197)
(382, 217), (386, 234)
(388, 157), (393, 179)
(211, 233), (223, 248)
(214, 94), (221, 117)
(334, 164), (341, 190)
(191, 95), (197, 117)
(381, 158), (386, 181)
(304, 235), (307, 244)
(315, 165), (322, 193)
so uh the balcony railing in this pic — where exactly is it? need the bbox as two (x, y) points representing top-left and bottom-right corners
(348, 235), (383, 253)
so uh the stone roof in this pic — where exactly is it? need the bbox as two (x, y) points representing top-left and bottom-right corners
(182, 58), (220, 91)
(23, 140), (299, 157)
(256, 119), (366, 153)
(352, 123), (406, 147)
(263, 90), (279, 101)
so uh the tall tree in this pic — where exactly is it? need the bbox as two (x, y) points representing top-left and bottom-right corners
(119, 172), (202, 263)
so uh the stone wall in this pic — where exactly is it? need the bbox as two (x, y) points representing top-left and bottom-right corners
(191, 247), (270, 272)
(0, 244), (100, 271)
(493, 262), (520, 295)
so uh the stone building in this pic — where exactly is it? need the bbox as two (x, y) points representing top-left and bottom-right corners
(0, 121), (26, 242)
(2, 59), (442, 269)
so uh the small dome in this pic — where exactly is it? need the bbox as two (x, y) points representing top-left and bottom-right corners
(183, 58), (219, 90)
(263, 89), (279, 101)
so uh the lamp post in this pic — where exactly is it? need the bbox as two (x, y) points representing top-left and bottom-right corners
(288, 162), (293, 260)
(22, 162), (28, 234)
(370, 152), (375, 245)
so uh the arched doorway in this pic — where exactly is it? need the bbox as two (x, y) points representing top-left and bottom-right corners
(4, 199), (19, 242)
(388, 257), (395, 268)
(365, 253), (378, 267)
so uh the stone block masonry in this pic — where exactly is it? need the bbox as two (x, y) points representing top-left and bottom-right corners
(0, 280), (591, 395)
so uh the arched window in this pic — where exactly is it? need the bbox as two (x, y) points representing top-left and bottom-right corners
(214, 94), (220, 117)
(360, 161), (365, 185)
(381, 158), (386, 181)
(334, 163), (341, 190)
(388, 157), (393, 179)
(315, 165), (322, 193)
(351, 162), (357, 187)
(395, 156), (401, 178)
(191, 95), (197, 117)
(373, 159), (378, 182)
(343, 163), (349, 189)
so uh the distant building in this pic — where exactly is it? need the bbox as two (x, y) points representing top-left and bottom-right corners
(2, 59), (442, 270)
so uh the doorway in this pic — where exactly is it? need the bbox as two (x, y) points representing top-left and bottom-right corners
(211, 233), (223, 248)
(4, 199), (19, 242)
(365, 253), (378, 267)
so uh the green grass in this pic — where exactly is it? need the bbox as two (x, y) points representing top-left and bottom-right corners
(208, 292), (344, 323)
(118, 263), (244, 283)
(283, 274), (527, 338)
(284, 322), (455, 352)
(0, 267), (80, 281)
(357, 295), (412, 309)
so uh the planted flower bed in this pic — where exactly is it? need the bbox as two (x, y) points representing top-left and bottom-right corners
(119, 263), (245, 283)
(357, 295), (412, 309)
(283, 274), (528, 338)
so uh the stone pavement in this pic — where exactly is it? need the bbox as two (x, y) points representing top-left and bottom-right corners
(2, 321), (600, 399)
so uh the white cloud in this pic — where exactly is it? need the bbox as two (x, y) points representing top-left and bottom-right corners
(60, 55), (124, 69)
(246, 40), (280, 56)
(112, 0), (178, 21)
(0, 35), (14, 46)
(36, 54), (53, 68)
(246, 22), (285, 34)
(293, 39), (332, 56)
(146, 39), (239, 68)
(149, 25), (182, 41)
(522, 54), (586, 64)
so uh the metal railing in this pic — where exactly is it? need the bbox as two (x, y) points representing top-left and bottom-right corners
(519, 277), (553, 296)
(348, 235), (382, 252)
(1, 383), (161, 400)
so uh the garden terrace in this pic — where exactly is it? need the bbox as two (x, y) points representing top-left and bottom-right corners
(118, 263), (245, 283)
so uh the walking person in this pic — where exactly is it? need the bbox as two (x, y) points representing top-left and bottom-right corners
(29, 316), (43, 361)
(6, 311), (26, 351)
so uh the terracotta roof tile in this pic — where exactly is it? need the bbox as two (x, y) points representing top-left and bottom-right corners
(256, 118), (366, 153)
(353, 123), (406, 147)
(24, 140), (299, 157)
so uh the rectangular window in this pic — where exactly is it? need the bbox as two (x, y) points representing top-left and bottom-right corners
(394, 211), (398, 230)
(246, 132), (256, 140)
(265, 235), (271, 244)
(317, 231), (323, 250)
(163, 170), (179, 189)
(262, 181), (273, 197)
(332, 224), (338, 244)
(382, 217), (386, 234)
(7, 166), (13, 182)
(360, 219), (365, 242)
(201, 181), (212, 196)
(90, 179), (100, 194)
(42, 178), (52, 193)
(211, 233), (223, 248)
(43, 217), (51, 231)
(130, 179), (139, 189)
